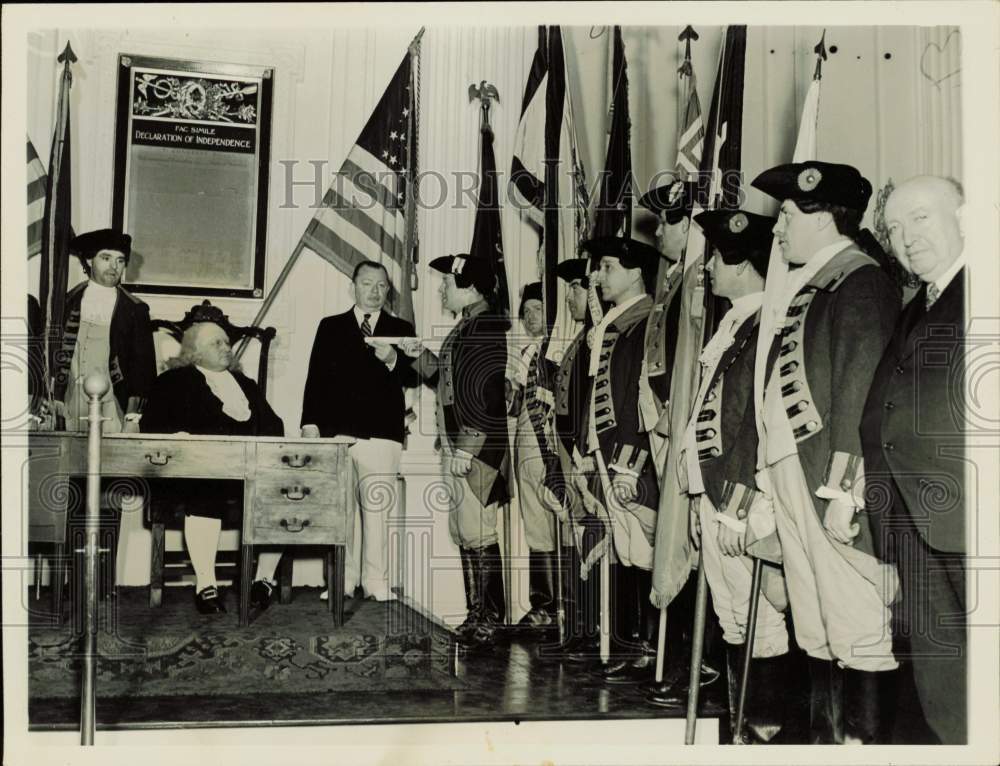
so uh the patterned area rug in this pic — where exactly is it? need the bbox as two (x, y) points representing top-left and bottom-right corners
(29, 587), (460, 699)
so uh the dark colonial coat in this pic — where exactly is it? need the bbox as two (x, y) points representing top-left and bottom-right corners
(52, 281), (157, 414)
(415, 299), (510, 507)
(141, 365), (284, 521)
(582, 294), (660, 541)
(762, 244), (901, 561)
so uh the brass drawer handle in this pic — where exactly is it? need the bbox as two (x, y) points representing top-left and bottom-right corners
(280, 485), (311, 501)
(145, 451), (171, 466)
(280, 517), (311, 533)
(281, 454), (312, 469)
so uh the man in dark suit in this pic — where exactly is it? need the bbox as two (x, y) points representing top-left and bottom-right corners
(861, 175), (967, 744)
(297, 260), (417, 605)
(142, 303), (285, 614)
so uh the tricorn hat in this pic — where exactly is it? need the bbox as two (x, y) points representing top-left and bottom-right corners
(694, 209), (776, 277)
(69, 228), (132, 261)
(637, 175), (699, 224)
(518, 282), (543, 317)
(751, 161), (873, 212)
(579, 236), (665, 273)
(428, 253), (496, 294)
(554, 257), (590, 288)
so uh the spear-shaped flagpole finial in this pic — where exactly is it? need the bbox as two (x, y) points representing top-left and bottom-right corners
(813, 29), (828, 80)
(57, 41), (78, 65)
(678, 25), (698, 77)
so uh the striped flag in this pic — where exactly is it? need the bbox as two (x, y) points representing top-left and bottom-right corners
(651, 26), (748, 609)
(509, 26), (587, 367)
(301, 48), (417, 325)
(27, 137), (47, 259)
(674, 30), (705, 180)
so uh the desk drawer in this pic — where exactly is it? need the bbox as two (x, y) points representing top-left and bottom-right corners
(248, 502), (348, 545)
(252, 472), (347, 507)
(107, 439), (246, 479)
(254, 442), (351, 475)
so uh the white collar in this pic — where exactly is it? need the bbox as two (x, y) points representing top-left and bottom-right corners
(930, 251), (965, 295)
(353, 305), (381, 328)
(79, 281), (118, 323)
(587, 293), (646, 376)
(195, 365), (251, 421)
(727, 291), (765, 318)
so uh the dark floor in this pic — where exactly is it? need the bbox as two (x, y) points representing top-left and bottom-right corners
(27, 585), (735, 734)
(29, 584), (938, 744)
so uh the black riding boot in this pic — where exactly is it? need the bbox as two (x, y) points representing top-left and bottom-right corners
(727, 644), (789, 744)
(465, 543), (506, 647)
(603, 566), (656, 684)
(808, 657), (845, 744)
(843, 668), (891, 744)
(517, 550), (557, 638)
(564, 555), (602, 664)
(455, 547), (483, 643)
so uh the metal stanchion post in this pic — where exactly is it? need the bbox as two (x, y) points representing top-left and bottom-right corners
(80, 374), (109, 746)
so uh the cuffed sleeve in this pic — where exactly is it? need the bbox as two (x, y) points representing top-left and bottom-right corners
(454, 426), (487, 457)
(610, 443), (649, 478)
(412, 347), (440, 386)
(821, 450), (866, 508)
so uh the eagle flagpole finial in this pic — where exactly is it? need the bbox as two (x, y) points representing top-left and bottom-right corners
(469, 80), (500, 131)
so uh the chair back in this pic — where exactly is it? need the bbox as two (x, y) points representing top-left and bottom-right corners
(150, 315), (276, 395)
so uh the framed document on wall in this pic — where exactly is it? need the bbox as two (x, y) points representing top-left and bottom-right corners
(112, 55), (273, 298)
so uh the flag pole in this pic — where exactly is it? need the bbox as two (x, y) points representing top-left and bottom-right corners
(41, 42), (76, 405)
(234, 27), (426, 363)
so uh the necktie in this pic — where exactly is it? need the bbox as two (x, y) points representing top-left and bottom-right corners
(926, 283), (940, 310)
(361, 313), (373, 337)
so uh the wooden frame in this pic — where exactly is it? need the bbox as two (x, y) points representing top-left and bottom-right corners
(112, 54), (274, 299)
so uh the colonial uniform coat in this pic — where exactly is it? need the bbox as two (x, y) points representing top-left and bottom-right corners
(860, 269), (966, 743)
(683, 307), (789, 656)
(582, 294), (660, 570)
(509, 340), (558, 552)
(760, 242), (901, 671)
(53, 281), (156, 417)
(415, 299), (510, 548)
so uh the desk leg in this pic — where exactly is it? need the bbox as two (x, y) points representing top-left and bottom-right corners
(52, 543), (65, 623)
(278, 553), (293, 605)
(240, 544), (253, 627)
(328, 546), (345, 627)
(149, 524), (165, 608)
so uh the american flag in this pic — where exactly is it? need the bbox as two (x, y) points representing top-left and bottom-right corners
(301, 48), (417, 325)
(651, 26), (748, 609)
(27, 137), (47, 259)
(674, 60), (704, 179)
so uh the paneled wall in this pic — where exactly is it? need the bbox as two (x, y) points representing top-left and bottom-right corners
(24, 24), (961, 624)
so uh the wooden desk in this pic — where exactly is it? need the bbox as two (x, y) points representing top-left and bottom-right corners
(27, 433), (355, 626)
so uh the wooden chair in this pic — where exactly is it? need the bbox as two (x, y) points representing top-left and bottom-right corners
(145, 310), (277, 608)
